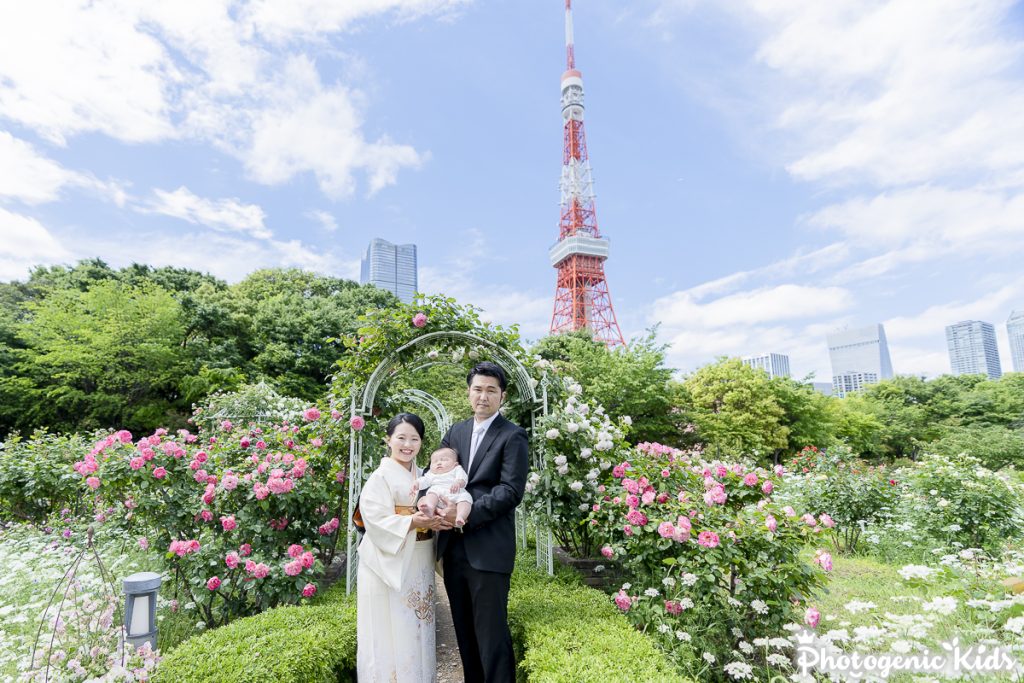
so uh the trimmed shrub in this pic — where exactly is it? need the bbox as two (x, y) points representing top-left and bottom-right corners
(154, 588), (356, 683)
(509, 564), (688, 682)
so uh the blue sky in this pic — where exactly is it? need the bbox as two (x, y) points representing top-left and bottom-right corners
(2, 0), (1023, 380)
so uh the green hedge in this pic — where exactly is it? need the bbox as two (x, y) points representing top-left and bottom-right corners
(153, 586), (356, 683)
(155, 561), (685, 682)
(509, 565), (690, 682)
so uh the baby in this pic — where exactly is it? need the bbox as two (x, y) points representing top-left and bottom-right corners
(413, 447), (473, 528)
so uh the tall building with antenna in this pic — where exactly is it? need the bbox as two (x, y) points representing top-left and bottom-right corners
(548, 0), (625, 348)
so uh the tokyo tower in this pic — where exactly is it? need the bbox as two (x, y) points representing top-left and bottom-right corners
(548, 0), (625, 348)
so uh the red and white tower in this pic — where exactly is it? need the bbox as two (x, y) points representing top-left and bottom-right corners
(549, 0), (625, 348)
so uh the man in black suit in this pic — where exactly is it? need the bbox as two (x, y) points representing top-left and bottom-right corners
(437, 361), (529, 683)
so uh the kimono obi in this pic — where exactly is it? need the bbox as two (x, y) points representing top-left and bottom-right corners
(395, 505), (433, 541)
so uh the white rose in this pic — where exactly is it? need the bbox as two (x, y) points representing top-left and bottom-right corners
(580, 448), (593, 459)
(427, 349), (439, 359)
(557, 464), (569, 476)
(545, 428), (560, 440)
(554, 455), (568, 467)
(566, 422), (580, 433)
(586, 469), (599, 481)
(570, 481), (583, 492)
(621, 416), (633, 426)
(577, 403), (590, 415)
(468, 349), (480, 360)
(578, 503), (589, 511)
(599, 460), (611, 470)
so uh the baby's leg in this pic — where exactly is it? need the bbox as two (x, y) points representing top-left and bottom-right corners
(455, 500), (471, 527)
(418, 492), (439, 516)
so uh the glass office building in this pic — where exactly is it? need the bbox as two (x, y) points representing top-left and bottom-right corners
(827, 324), (894, 397)
(946, 320), (1002, 380)
(360, 238), (418, 304)
(741, 353), (791, 379)
(1008, 310), (1024, 373)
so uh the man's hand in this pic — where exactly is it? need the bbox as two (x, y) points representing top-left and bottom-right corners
(441, 505), (458, 526)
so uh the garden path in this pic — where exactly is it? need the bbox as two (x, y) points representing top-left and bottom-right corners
(435, 577), (464, 682)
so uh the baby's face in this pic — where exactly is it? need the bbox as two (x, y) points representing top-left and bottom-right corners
(430, 450), (457, 473)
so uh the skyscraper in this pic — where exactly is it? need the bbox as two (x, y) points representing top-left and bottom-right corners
(946, 320), (1002, 379)
(1008, 310), (1024, 373)
(827, 324), (894, 397)
(360, 238), (417, 304)
(742, 353), (791, 379)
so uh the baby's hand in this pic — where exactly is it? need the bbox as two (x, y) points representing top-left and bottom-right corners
(410, 482), (419, 495)
(450, 479), (465, 493)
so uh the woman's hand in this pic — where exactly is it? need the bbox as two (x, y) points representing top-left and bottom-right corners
(411, 510), (452, 531)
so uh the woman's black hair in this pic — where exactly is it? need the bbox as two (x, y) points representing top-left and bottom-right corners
(467, 361), (508, 391)
(385, 412), (426, 439)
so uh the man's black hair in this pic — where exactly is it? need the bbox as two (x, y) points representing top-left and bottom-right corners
(467, 361), (507, 391)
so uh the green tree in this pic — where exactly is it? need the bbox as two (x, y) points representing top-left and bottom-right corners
(16, 280), (188, 433)
(684, 358), (787, 461)
(230, 269), (399, 399)
(530, 329), (683, 444)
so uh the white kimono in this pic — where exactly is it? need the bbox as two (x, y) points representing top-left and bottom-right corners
(356, 457), (436, 683)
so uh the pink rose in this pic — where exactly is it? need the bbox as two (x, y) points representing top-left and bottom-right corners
(612, 465), (626, 478)
(819, 513), (835, 528)
(805, 606), (821, 628)
(301, 551), (315, 569)
(153, 467), (167, 479)
(761, 480), (774, 495)
(288, 544), (304, 559)
(239, 543), (252, 556)
(302, 583), (317, 598)
(641, 490), (656, 505)
(221, 420), (233, 432)
(600, 545), (614, 559)
(86, 477), (101, 490)
(743, 473), (758, 486)
(207, 576), (221, 591)
(782, 506), (796, 517)
(284, 560), (302, 576)
(129, 457), (145, 471)
(664, 600), (683, 615)
(137, 537), (149, 550)
(765, 515), (778, 533)
(244, 559), (256, 573)
(199, 510), (213, 522)
(412, 312), (427, 328)
(331, 410), (342, 421)
(222, 473), (239, 491)
(802, 514), (818, 527)
(115, 429), (133, 443)
(303, 407), (321, 422)
(614, 590), (632, 612)
(657, 521), (675, 538)
(240, 437), (251, 449)
(349, 415), (365, 431)
(813, 550), (833, 572)
(225, 552), (240, 569)
(220, 515), (237, 532)
(625, 509), (648, 526)
(697, 531), (720, 548)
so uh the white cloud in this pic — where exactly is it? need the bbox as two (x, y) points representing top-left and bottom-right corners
(652, 284), (853, 329)
(0, 131), (128, 206)
(241, 0), (470, 43)
(0, 207), (72, 280)
(0, 0), (452, 197)
(306, 210), (338, 233)
(235, 56), (423, 198)
(142, 186), (271, 239)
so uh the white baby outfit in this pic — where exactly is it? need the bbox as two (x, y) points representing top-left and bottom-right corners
(416, 465), (473, 506)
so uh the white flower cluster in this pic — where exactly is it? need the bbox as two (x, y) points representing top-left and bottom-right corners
(898, 564), (937, 581)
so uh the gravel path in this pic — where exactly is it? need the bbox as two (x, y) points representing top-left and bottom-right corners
(435, 575), (465, 682)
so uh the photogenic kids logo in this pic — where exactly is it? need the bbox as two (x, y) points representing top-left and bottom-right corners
(793, 630), (1021, 680)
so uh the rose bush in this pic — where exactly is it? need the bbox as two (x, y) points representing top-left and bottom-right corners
(522, 378), (633, 557)
(588, 442), (829, 675)
(779, 445), (900, 553)
(71, 414), (346, 626)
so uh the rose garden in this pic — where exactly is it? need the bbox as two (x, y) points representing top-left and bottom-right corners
(2, 270), (1024, 681)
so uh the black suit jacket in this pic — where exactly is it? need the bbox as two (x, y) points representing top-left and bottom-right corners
(436, 413), (529, 574)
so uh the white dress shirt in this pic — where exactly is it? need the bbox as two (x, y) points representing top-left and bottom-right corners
(468, 412), (500, 473)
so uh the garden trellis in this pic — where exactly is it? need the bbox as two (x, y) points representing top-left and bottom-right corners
(342, 329), (554, 593)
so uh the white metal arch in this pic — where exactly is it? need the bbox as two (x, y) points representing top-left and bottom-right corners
(344, 330), (551, 593)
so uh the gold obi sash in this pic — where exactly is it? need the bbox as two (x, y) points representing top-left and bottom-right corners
(395, 505), (433, 541)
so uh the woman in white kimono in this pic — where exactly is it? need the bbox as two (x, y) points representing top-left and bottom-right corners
(357, 413), (451, 682)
